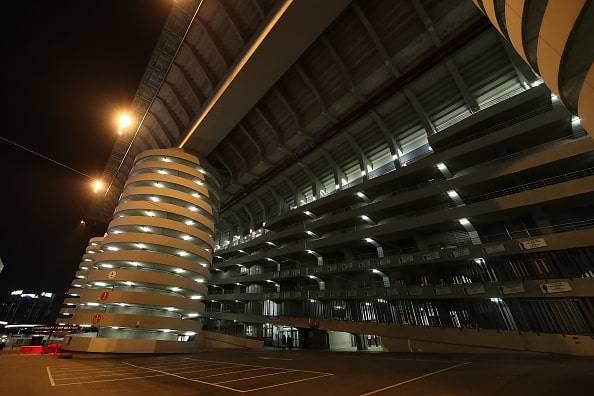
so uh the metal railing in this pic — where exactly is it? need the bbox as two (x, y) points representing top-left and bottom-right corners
(466, 166), (594, 204)
(481, 218), (594, 243)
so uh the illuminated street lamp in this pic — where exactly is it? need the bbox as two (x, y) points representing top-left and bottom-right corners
(92, 179), (104, 193)
(117, 113), (133, 135)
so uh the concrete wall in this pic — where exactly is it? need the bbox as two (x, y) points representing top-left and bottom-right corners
(63, 335), (199, 354)
(208, 312), (594, 356)
(328, 331), (356, 351)
(196, 331), (264, 349)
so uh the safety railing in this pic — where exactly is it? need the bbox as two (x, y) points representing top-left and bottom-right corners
(466, 166), (594, 204)
(481, 218), (594, 243)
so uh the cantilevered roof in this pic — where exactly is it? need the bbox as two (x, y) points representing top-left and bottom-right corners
(93, 0), (538, 236)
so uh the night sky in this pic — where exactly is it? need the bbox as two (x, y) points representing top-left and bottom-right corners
(0, 1), (171, 296)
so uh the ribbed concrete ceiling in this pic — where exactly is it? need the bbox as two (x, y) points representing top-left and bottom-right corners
(93, 0), (537, 234)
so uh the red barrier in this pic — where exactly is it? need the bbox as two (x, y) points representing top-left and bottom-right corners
(44, 344), (63, 354)
(19, 346), (43, 354)
(18, 344), (64, 355)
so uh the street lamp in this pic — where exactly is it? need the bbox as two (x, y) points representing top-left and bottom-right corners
(92, 179), (104, 193)
(117, 113), (133, 135)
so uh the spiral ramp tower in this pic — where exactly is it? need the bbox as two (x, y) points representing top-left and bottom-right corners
(472, 0), (593, 135)
(60, 149), (216, 353)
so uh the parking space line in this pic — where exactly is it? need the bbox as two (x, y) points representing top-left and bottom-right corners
(377, 357), (467, 364)
(122, 361), (242, 393)
(214, 370), (297, 384)
(358, 361), (472, 396)
(51, 369), (146, 377)
(47, 357), (334, 392)
(51, 370), (150, 380)
(53, 373), (169, 387)
(46, 367), (55, 387)
(172, 364), (247, 375)
(240, 373), (334, 393)
(50, 366), (146, 375)
(141, 361), (206, 369)
(196, 367), (271, 379)
(49, 366), (135, 374)
(184, 358), (333, 375)
(49, 366), (120, 373)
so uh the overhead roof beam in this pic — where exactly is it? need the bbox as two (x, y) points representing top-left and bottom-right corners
(195, 17), (229, 68)
(297, 162), (323, 198)
(162, 80), (193, 121)
(179, 0), (351, 153)
(319, 148), (346, 188)
(254, 105), (289, 150)
(411, 0), (479, 113)
(219, 16), (490, 212)
(352, 0), (436, 135)
(343, 132), (371, 178)
(179, 43), (217, 92)
(238, 123), (270, 164)
(272, 86), (313, 140)
(215, 0), (246, 45)
(212, 151), (241, 189)
(295, 63), (337, 124)
(322, 35), (398, 157)
(255, 196), (268, 223)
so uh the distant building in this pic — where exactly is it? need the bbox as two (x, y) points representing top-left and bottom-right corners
(0, 290), (57, 325)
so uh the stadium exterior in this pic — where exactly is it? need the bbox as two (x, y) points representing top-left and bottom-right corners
(60, 0), (594, 354)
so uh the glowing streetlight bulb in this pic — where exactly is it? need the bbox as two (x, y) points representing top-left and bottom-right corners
(118, 113), (132, 130)
(92, 179), (104, 193)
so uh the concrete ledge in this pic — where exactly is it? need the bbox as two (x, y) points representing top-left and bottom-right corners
(63, 335), (199, 354)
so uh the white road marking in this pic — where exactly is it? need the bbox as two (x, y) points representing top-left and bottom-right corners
(214, 370), (297, 384)
(53, 373), (169, 386)
(122, 361), (241, 393)
(141, 361), (205, 369)
(240, 373), (334, 393)
(49, 365), (134, 374)
(51, 370), (149, 380)
(377, 357), (467, 364)
(172, 364), (247, 375)
(46, 367), (55, 387)
(125, 358), (333, 393)
(184, 358), (332, 375)
(195, 367), (270, 379)
(48, 357), (333, 392)
(257, 356), (294, 361)
(358, 361), (472, 396)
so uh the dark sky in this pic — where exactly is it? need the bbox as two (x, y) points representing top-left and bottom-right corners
(0, 1), (171, 296)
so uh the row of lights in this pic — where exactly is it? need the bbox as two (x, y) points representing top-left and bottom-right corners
(87, 113), (134, 198)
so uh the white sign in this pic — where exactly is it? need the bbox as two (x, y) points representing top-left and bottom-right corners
(107, 271), (117, 279)
(519, 238), (548, 250)
(541, 281), (572, 294)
